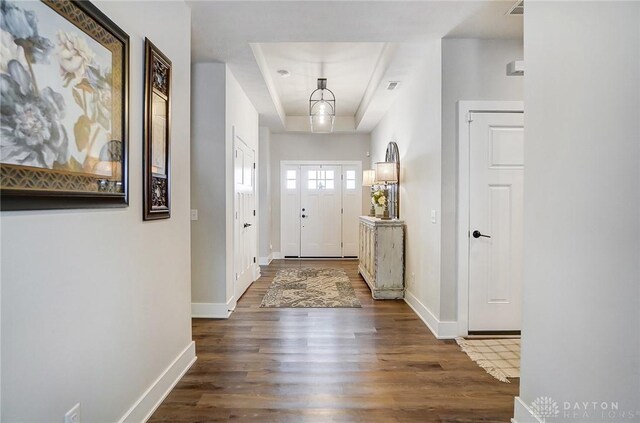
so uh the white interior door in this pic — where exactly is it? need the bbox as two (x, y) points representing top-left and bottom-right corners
(300, 165), (342, 257)
(341, 165), (362, 257)
(468, 112), (524, 331)
(234, 137), (256, 299)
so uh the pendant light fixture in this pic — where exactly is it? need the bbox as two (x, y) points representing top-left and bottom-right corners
(309, 78), (335, 133)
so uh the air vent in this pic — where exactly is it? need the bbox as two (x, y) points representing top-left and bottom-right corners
(506, 0), (524, 16)
(386, 81), (400, 91)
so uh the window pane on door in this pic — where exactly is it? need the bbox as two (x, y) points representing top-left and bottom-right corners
(345, 170), (356, 190)
(307, 168), (336, 190)
(286, 169), (297, 189)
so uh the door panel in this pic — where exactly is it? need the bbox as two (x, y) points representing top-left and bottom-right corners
(342, 165), (362, 257)
(300, 165), (342, 257)
(234, 137), (256, 300)
(468, 112), (524, 331)
(281, 165), (301, 257)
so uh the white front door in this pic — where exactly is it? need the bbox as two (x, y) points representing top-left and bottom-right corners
(300, 165), (342, 257)
(234, 136), (256, 300)
(468, 112), (524, 331)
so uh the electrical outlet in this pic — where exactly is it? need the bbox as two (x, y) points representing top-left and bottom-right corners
(431, 210), (437, 224)
(190, 209), (198, 221)
(64, 403), (80, 423)
(410, 272), (416, 287)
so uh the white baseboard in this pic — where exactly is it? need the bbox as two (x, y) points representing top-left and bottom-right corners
(259, 253), (273, 266)
(512, 397), (542, 423)
(118, 341), (196, 423)
(404, 291), (459, 339)
(191, 299), (233, 318)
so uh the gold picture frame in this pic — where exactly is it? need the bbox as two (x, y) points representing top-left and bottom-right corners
(142, 38), (171, 220)
(0, 0), (130, 210)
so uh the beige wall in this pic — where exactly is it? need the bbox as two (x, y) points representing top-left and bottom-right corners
(1, 1), (192, 420)
(267, 132), (371, 255)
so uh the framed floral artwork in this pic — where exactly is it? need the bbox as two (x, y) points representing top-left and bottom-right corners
(0, 0), (129, 210)
(142, 38), (171, 220)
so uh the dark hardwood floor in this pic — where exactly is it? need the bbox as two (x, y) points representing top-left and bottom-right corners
(149, 260), (518, 422)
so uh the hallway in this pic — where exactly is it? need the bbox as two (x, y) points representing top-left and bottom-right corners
(150, 260), (518, 422)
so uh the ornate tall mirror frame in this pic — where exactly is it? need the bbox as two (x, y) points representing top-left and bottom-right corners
(385, 141), (400, 219)
(143, 38), (171, 220)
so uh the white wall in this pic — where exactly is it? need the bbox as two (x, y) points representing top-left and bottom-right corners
(440, 38), (523, 320)
(191, 63), (227, 305)
(370, 40), (443, 319)
(516, 2), (640, 421)
(191, 64), (259, 313)
(268, 132), (371, 254)
(0, 1), (193, 421)
(225, 67), (260, 304)
(258, 127), (272, 260)
(370, 38), (522, 332)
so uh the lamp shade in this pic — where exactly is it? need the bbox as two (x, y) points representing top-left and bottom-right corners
(375, 161), (398, 183)
(362, 169), (376, 186)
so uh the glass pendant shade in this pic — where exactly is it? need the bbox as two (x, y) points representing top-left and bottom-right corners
(309, 78), (336, 133)
(309, 113), (335, 133)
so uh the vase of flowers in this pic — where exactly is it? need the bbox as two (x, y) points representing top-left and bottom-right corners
(372, 189), (386, 218)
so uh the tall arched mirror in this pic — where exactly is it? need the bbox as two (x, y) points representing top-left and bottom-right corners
(385, 142), (400, 219)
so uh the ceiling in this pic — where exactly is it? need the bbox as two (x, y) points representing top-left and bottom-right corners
(188, 1), (523, 133)
(256, 42), (386, 116)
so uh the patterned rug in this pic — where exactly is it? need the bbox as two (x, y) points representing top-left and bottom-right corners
(455, 338), (520, 383)
(260, 268), (362, 308)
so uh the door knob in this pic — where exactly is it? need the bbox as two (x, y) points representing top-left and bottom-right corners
(244, 223), (252, 228)
(472, 230), (491, 239)
(301, 214), (307, 218)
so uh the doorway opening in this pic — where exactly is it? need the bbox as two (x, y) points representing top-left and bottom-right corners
(281, 161), (362, 259)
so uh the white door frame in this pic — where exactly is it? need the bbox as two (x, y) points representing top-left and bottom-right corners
(280, 160), (362, 258)
(456, 101), (524, 336)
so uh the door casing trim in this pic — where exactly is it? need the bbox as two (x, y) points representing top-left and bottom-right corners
(456, 101), (524, 336)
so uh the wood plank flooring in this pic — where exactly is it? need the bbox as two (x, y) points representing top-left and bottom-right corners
(149, 260), (518, 422)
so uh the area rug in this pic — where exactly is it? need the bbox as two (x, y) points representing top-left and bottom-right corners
(260, 268), (362, 308)
(455, 338), (520, 383)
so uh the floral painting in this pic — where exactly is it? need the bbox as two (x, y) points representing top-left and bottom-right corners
(0, 0), (129, 210)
